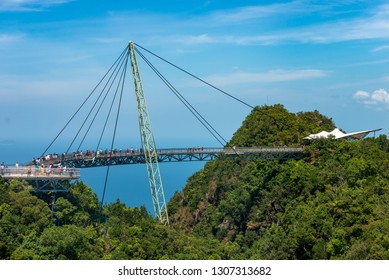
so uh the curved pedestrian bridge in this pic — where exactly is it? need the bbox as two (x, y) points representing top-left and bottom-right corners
(32, 146), (305, 168)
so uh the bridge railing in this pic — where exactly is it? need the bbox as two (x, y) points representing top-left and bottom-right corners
(34, 146), (305, 166)
(1, 166), (80, 179)
(222, 146), (305, 154)
(39, 147), (225, 163)
(157, 147), (223, 154)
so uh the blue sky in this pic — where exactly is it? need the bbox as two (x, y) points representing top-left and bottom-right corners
(1, 1), (389, 197)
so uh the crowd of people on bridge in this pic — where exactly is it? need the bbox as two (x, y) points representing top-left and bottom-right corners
(30, 146), (208, 166)
(38, 147), (169, 162)
(187, 147), (205, 153)
(36, 146), (207, 161)
(0, 160), (73, 178)
(1, 146), (209, 177)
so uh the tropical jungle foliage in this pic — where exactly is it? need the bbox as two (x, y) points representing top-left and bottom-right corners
(1, 104), (388, 259)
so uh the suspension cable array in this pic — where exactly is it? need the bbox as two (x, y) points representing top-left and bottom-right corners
(133, 43), (295, 139)
(41, 47), (129, 158)
(134, 43), (254, 109)
(135, 49), (228, 147)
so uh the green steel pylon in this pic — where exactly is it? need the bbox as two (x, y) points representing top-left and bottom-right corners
(128, 42), (169, 225)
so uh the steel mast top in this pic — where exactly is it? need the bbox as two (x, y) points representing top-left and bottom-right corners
(128, 41), (169, 225)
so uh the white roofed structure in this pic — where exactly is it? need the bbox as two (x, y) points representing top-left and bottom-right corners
(303, 128), (382, 140)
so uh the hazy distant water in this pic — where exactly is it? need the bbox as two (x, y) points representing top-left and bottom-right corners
(0, 139), (206, 215)
(81, 162), (205, 212)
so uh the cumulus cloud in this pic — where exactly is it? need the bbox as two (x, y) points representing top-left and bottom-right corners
(372, 88), (389, 103)
(353, 88), (389, 108)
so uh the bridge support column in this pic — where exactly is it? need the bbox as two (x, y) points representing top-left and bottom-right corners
(129, 42), (169, 225)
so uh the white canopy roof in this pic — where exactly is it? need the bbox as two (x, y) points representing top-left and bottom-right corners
(303, 128), (382, 140)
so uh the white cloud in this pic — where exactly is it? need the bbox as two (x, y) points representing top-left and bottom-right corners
(178, 34), (218, 45)
(232, 8), (389, 45)
(354, 90), (370, 100)
(0, 74), (94, 103)
(372, 88), (389, 103)
(370, 45), (389, 52)
(172, 3), (389, 46)
(0, 0), (72, 11)
(0, 33), (22, 43)
(211, 1), (331, 24)
(353, 88), (389, 108)
(212, 3), (298, 23)
(204, 69), (327, 86)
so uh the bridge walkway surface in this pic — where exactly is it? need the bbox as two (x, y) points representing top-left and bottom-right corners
(1, 146), (304, 193)
(32, 146), (305, 168)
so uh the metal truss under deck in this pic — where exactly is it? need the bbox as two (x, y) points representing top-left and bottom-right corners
(38, 146), (305, 168)
(26, 178), (73, 193)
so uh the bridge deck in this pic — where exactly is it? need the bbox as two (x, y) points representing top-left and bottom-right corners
(1, 146), (304, 192)
(33, 146), (305, 168)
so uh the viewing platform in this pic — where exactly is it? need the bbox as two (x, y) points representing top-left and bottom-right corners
(1, 166), (80, 180)
(1, 166), (80, 192)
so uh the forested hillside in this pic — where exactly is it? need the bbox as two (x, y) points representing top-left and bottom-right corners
(168, 105), (389, 259)
(1, 104), (388, 259)
(0, 180), (224, 259)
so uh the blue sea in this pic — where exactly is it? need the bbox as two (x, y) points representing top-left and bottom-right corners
(0, 139), (206, 215)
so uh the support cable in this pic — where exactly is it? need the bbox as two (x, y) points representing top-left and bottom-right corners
(135, 43), (295, 143)
(74, 50), (129, 152)
(95, 49), (130, 154)
(100, 51), (129, 207)
(134, 42), (254, 109)
(135, 48), (228, 147)
(66, 50), (129, 154)
(40, 46), (129, 157)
